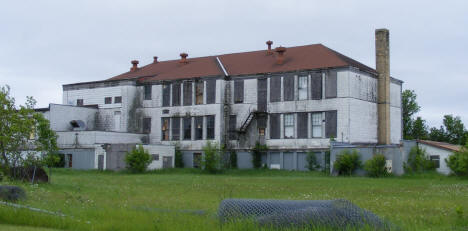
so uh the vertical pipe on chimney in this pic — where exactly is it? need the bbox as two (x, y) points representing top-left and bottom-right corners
(376, 29), (391, 145)
(266, 41), (273, 55)
(180, 53), (188, 63)
(153, 56), (158, 63)
(130, 60), (139, 72)
(275, 46), (286, 64)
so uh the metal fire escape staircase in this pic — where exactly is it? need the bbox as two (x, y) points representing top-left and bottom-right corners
(238, 110), (256, 133)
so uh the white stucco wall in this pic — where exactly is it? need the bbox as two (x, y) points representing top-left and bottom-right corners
(142, 144), (175, 170)
(390, 81), (402, 144)
(47, 104), (97, 131)
(418, 143), (453, 175)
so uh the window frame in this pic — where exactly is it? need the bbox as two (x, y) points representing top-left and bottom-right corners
(312, 112), (322, 138)
(298, 75), (308, 100)
(114, 96), (122, 104)
(104, 97), (112, 104)
(161, 117), (170, 141)
(283, 113), (295, 139)
(76, 99), (84, 106)
(143, 117), (152, 134)
(194, 116), (203, 140)
(183, 117), (192, 140)
(144, 85), (152, 100)
(195, 81), (204, 105)
(206, 115), (215, 140)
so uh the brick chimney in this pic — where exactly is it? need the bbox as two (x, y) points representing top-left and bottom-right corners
(376, 29), (391, 145)
(266, 40), (273, 55)
(180, 53), (188, 63)
(275, 46), (286, 64)
(130, 60), (139, 71)
(153, 56), (158, 63)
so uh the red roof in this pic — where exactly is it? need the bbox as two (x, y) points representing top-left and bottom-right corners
(418, 140), (462, 152)
(107, 44), (376, 82)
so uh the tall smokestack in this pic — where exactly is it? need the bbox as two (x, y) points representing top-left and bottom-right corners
(376, 29), (391, 145)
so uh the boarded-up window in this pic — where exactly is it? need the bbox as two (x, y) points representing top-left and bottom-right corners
(297, 112), (308, 138)
(195, 116), (203, 140)
(172, 83), (181, 106)
(161, 118), (170, 141)
(195, 81), (204, 105)
(325, 110), (337, 138)
(183, 81), (192, 106)
(234, 79), (244, 103)
(229, 115), (237, 140)
(104, 97), (112, 104)
(76, 99), (83, 106)
(162, 84), (170, 107)
(206, 79), (216, 104)
(206, 115), (215, 139)
(269, 114), (280, 139)
(312, 112), (322, 138)
(270, 76), (281, 102)
(325, 70), (337, 98)
(144, 85), (152, 100)
(284, 114), (294, 138)
(311, 72), (322, 100)
(143, 117), (151, 134)
(183, 117), (191, 140)
(283, 75), (294, 101)
(171, 117), (180, 140)
(298, 76), (308, 100)
(257, 78), (267, 112)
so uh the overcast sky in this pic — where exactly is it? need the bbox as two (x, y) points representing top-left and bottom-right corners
(1, 0), (467, 128)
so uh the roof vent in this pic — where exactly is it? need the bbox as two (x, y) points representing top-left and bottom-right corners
(153, 56), (158, 63)
(266, 41), (273, 55)
(275, 46), (287, 64)
(130, 60), (139, 71)
(180, 53), (188, 63)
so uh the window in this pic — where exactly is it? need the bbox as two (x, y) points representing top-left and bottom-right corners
(104, 97), (112, 104)
(183, 117), (192, 140)
(162, 84), (170, 107)
(325, 70), (337, 98)
(195, 116), (203, 140)
(171, 117), (180, 140)
(144, 85), (152, 100)
(193, 153), (202, 168)
(172, 83), (181, 106)
(76, 99), (83, 106)
(269, 114), (280, 139)
(312, 112), (322, 138)
(325, 111), (337, 138)
(161, 118), (170, 141)
(195, 81), (204, 105)
(430, 155), (440, 168)
(297, 112), (308, 138)
(143, 117), (152, 134)
(152, 154), (159, 161)
(259, 128), (265, 136)
(283, 75), (294, 101)
(183, 81), (192, 106)
(298, 76), (308, 100)
(234, 80), (244, 103)
(206, 79), (216, 104)
(284, 114), (295, 138)
(206, 115), (215, 139)
(311, 72), (323, 100)
(270, 76), (281, 102)
(229, 115), (237, 140)
(114, 96), (122, 104)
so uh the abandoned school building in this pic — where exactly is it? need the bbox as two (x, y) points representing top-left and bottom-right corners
(40, 29), (407, 173)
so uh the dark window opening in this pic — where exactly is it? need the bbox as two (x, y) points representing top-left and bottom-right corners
(297, 112), (308, 138)
(152, 154), (159, 161)
(144, 85), (152, 100)
(269, 114), (280, 139)
(430, 155), (440, 168)
(325, 110), (337, 138)
(283, 75), (294, 101)
(234, 79), (244, 103)
(183, 81), (192, 106)
(193, 153), (202, 168)
(270, 76), (281, 102)
(162, 84), (170, 107)
(183, 117), (192, 140)
(104, 97), (112, 104)
(171, 117), (180, 141)
(195, 116), (203, 140)
(172, 83), (181, 106)
(325, 70), (337, 98)
(114, 96), (122, 104)
(229, 115), (237, 140)
(76, 99), (83, 106)
(206, 115), (215, 139)
(206, 79), (216, 104)
(143, 117), (151, 134)
(311, 72), (323, 100)
(195, 81), (204, 105)
(161, 118), (170, 141)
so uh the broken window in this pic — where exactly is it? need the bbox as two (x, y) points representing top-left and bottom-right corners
(104, 97), (112, 104)
(298, 76), (308, 100)
(311, 72), (323, 100)
(270, 76), (281, 102)
(143, 117), (151, 134)
(269, 114), (280, 139)
(325, 70), (337, 98)
(297, 112), (308, 138)
(206, 79), (216, 104)
(144, 85), (152, 100)
(325, 110), (337, 138)
(234, 79), (244, 103)
(172, 83), (181, 106)
(183, 81), (192, 106)
(229, 115), (237, 140)
(76, 99), (83, 106)
(171, 117), (180, 140)
(114, 96), (122, 104)
(161, 118), (170, 141)
(183, 117), (192, 140)
(206, 115), (215, 139)
(195, 116), (203, 140)
(283, 75), (294, 101)
(312, 112), (322, 138)
(162, 84), (170, 107)
(195, 81), (204, 105)
(284, 114), (295, 138)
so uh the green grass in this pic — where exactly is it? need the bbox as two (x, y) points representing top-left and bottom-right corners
(1, 168), (468, 230)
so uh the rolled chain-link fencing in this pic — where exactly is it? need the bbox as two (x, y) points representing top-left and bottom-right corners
(218, 199), (394, 230)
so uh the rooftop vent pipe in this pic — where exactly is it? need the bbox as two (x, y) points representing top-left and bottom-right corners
(153, 56), (158, 63)
(266, 41), (273, 55)
(130, 60), (139, 71)
(275, 46), (286, 64)
(180, 53), (188, 63)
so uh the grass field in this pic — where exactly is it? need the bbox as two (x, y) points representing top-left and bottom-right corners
(0, 168), (467, 230)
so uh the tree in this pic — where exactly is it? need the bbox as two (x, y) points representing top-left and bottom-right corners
(442, 115), (466, 145)
(402, 90), (421, 140)
(446, 142), (468, 176)
(125, 145), (152, 173)
(429, 126), (447, 142)
(174, 143), (184, 168)
(201, 141), (221, 173)
(412, 117), (428, 140)
(252, 142), (268, 169)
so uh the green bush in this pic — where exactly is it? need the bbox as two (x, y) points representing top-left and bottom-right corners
(364, 154), (388, 177)
(306, 151), (319, 171)
(404, 146), (435, 173)
(252, 142), (268, 169)
(174, 143), (184, 168)
(333, 149), (361, 176)
(202, 141), (221, 173)
(229, 150), (238, 169)
(125, 145), (152, 173)
(446, 143), (468, 176)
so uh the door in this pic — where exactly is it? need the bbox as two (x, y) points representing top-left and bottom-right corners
(114, 111), (121, 131)
(163, 156), (173, 169)
(257, 78), (267, 112)
(98, 155), (104, 170)
(193, 153), (202, 168)
(65, 154), (73, 168)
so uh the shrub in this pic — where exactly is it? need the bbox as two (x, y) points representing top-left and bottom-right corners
(333, 149), (361, 176)
(125, 145), (152, 173)
(404, 146), (435, 173)
(174, 143), (184, 168)
(446, 143), (468, 176)
(229, 150), (238, 169)
(202, 141), (221, 173)
(306, 151), (319, 171)
(364, 154), (388, 177)
(252, 142), (268, 169)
